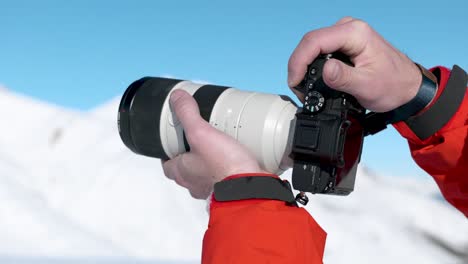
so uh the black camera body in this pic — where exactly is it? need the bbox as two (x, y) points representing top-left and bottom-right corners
(290, 53), (366, 195)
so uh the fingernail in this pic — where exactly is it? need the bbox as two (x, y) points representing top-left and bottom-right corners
(170, 89), (185, 105)
(329, 61), (341, 82)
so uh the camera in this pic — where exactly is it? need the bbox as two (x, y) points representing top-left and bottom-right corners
(289, 53), (366, 195)
(118, 54), (383, 196)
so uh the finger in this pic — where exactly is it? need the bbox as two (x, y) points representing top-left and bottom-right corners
(162, 156), (178, 181)
(335, 16), (354, 25)
(169, 89), (206, 135)
(162, 153), (193, 183)
(170, 89), (218, 148)
(163, 153), (212, 199)
(291, 88), (305, 103)
(287, 20), (369, 87)
(189, 186), (211, 200)
(160, 159), (170, 178)
(174, 174), (191, 189)
(322, 58), (366, 96)
(162, 154), (192, 188)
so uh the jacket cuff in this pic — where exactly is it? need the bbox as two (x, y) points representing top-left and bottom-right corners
(393, 66), (468, 145)
(208, 173), (280, 211)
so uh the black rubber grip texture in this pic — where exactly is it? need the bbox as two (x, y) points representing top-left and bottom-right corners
(118, 77), (183, 160)
(405, 65), (467, 140)
(214, 176), (297, 204)
(182, 84), (229, 151)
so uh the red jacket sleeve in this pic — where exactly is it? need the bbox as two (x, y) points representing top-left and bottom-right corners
(393, 66), (468, 217)
(201, 174), (326, 264)
(201, 66), (467, 263)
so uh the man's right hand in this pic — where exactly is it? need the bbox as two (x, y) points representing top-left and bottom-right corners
(161, 89), (266, 200)
(288, 17), (424, 113)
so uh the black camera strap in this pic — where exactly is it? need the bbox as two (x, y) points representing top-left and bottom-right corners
(405, 65), (467, 140)
(213, 176), (298, 206)
(363, 65), (467, 139)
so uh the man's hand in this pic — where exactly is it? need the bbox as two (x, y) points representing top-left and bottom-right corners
(162, 89), (266, 199)
(288, 17), (423, 112)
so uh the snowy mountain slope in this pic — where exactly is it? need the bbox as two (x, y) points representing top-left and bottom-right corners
(0, 89), (467, 263)
(0, 88), (78, 163)
(41, 106), (208, 260)
(0, 153), (123, 257)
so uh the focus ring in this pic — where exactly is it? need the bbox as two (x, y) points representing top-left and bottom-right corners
(118, 77), (183, 160)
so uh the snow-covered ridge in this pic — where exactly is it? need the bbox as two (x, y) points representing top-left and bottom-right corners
(0, 89), (467, 264)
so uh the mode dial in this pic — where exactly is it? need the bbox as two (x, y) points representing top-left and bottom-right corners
(304, 91), (325, 113)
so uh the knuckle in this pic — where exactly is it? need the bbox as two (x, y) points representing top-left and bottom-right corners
(173, 94), (187, 108)
(162, 163), (176, 180)
(335, 76), (351, 90)
(336, 76), (351, 88)
(190, 186), (211, 200)
(350, 19), (371, 34)
(341, 16), (354, 21)
(301, 31), (316, 44)
(175, 100), (193, 117)
(189, 190), (203, 199)
(328, 63), (351, 88)
(174, 169), (192, 187)
(341, 68), (353, 87)
(336, 16), (354, 25)
(174, 176), (187, 187)
(171, 91), (187, 107)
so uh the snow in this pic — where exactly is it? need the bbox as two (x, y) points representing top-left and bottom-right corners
(0, 257), (197, 264)
(0, 89), (467, 263)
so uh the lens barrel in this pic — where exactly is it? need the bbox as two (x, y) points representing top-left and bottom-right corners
(118, 77), (298, 174)
(118, 77), (183, 160)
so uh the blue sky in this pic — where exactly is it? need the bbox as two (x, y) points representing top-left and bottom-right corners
(1, 0), (467, 178)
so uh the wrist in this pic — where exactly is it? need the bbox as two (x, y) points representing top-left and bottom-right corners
(387, 63), (438, 124)
(393, 65), (467, 142)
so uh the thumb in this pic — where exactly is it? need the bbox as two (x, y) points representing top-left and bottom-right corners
(323, 59), (362, 95)
(169, 89), (204, 134)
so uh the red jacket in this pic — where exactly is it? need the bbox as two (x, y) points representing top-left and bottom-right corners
(202, 66), (468, 264)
